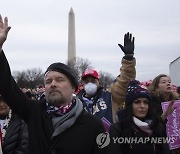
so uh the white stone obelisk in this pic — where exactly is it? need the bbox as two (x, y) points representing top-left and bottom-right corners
(68, 8), (76, 63)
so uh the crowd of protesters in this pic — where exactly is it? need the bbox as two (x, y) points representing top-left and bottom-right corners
(0, 14), (180, 154)
(21, 84), (45, 101)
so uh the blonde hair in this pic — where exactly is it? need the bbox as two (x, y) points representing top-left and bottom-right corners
(148, 74), (176, 100)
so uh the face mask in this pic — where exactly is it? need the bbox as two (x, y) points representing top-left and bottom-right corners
(84, 82), (97, 96)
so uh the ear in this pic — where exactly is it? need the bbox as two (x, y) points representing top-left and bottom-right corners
(72, 85), (76, 93)
(96, 80), (100, 87)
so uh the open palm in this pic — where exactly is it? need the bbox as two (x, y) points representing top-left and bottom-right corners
(0, 15), (11, 50)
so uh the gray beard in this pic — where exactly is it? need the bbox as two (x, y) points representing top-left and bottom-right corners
(50, 98), (66, 107)
(46, 95), (66, 107)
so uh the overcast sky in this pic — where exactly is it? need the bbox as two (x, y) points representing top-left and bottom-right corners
(0, 0), (180, 83)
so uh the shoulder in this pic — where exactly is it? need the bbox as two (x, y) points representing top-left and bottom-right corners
(78, 110), (105, 130)
(109, 122), (122, 137)
(10, 113), (26, 126)
(110, 122), (121, 131)
(80, 110), (103, 124)
(152, 120), (166, 136)
(77, 89), (85, 96)
(74, 110), (106, 136)
(97, 88), (112, 99)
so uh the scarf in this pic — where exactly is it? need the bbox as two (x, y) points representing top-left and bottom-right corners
(49, 98), (83, 138)
(0, 109), (12, 143)
(133, 116), (153, 136)
(0, 138), (2, 154)
(82, 93), (94, 113)
(47, 101), (73, 115)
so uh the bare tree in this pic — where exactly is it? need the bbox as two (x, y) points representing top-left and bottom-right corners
(68, 57), (115, 88)
(67, 57), (93, 82)
(12, 58), (114, 91)
(13, 68), (44, 89)
(13, 71), (28, 88)
(99, 71), (115, 90)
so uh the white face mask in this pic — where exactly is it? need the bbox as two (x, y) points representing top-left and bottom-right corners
(84, 82), (97, 96)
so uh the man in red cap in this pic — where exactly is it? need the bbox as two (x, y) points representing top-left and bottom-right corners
(81, 68), (100, 96)
(77, 32), (136, 132)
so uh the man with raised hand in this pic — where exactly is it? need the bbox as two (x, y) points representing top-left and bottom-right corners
(77, 32), (136, 130)
(0, 15), (108, 154)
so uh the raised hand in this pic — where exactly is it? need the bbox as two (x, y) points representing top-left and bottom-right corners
(0, 15), (11, 52)
(118, 32), (135, 55)
(161, 100), (176, 121)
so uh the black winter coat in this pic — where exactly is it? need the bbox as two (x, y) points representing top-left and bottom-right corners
(109, 121), (169, 154)
(2, 113), (28, 154)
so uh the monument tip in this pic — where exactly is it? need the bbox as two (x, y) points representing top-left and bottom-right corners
(69, 7), (74, 14)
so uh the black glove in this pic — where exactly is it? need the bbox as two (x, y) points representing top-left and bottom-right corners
(118, 32), (135, 56)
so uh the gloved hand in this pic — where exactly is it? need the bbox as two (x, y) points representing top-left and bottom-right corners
(118, 32), (135, 56)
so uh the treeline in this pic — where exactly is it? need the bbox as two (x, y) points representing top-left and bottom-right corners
(13, 57), (115, 89)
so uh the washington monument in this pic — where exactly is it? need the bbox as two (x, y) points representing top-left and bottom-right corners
(68, 8), (76, 63)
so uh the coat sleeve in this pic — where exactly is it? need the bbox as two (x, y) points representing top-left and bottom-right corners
(108, 123), (123, 154)
(93, 119), (109, 154)
(14, 121), (29, 154)
(111, 57), (136, 111)
(0, 51), (36, 122)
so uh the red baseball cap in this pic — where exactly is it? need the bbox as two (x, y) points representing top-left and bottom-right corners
(82, 69), (100, 80)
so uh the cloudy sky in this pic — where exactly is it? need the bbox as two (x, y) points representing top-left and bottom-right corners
(0, 0), (180, 83)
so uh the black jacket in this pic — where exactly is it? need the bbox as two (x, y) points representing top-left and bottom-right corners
(2, 113), (28, 154)
(109, 120), (169, 154)
(0, 52), (108, 154)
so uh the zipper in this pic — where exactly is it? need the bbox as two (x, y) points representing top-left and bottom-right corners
(130, 143), (132, 149)
(153, 144), (155, 154)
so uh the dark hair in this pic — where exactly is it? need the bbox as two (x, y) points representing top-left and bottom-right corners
(0, 95), (3, 101)
(116, 105), (133, 137)
(117, 100), (162, 136)
(25, 91), (32, 99)
(177, 86), (180, 94)
(36, 84), (44, 89)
